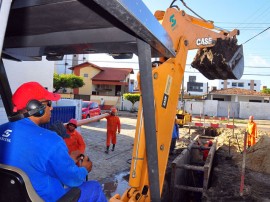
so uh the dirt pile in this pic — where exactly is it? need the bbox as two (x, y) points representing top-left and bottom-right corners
(191, 38), (243, 80)
(235, 135), (270, 174)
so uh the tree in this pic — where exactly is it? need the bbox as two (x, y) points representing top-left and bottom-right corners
(53, 73), (84, 93)
(123, 93), (140, 112)
(261, 88), (270, 94)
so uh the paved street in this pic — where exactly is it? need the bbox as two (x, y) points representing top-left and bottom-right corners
(80, 113), (137, 183)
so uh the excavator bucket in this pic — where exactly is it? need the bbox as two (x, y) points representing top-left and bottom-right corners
(191, 38), (244, 80)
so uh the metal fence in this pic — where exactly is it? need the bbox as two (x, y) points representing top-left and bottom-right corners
(40, 106), (76, 129)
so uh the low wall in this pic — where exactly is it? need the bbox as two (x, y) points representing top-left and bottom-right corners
(91, 95), (120, 110)
(184, 100), (270, 120)
(239, 102), (270, 119)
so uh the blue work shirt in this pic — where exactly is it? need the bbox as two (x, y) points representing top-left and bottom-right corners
(0, 118), (88, 202)
(172, 123), (179, 139)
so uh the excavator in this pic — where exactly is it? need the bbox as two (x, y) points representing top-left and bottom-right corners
(0, 0), (244, 202)
(110, 6), (244, 202)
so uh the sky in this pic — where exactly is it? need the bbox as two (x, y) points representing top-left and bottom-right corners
(88, 0), (270, 89)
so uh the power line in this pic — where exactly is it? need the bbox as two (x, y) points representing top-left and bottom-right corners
(216, 22), (270, 24)
(242, 26), (270, 44)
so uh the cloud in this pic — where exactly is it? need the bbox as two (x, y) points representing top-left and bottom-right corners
(246, 54), (270, 66)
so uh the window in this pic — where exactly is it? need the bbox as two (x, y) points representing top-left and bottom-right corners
(232, 82), (237, 87)
(249, 100), (261, 103)
(83, 73), (88, 78)
(238, 83), (244, 87)
(213, 98), (224, 101)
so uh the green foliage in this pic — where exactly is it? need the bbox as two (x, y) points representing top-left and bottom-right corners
(123, 93), (140, 111)
(261, 88), (270, 94)
(123, 93), (140, 104)
(53, 73), (84, 93)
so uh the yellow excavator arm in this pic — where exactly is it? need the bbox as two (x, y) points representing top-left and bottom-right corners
(111, 6), (243, 202)
(110, 5), (243, 202)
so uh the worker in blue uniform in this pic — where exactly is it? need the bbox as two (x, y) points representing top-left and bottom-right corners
(0, 81), (107, 202)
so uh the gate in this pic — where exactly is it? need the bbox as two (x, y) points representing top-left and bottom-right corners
(40, 106), (76, 129)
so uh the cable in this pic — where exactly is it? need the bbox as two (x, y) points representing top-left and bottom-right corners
(242, 26), (270, 44)
(180, 0), (207, 22)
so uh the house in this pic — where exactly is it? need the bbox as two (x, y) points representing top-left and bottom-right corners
(216, 79), (261, 92)
(69, 62), (134, 102)
(207, 88), (270, 102)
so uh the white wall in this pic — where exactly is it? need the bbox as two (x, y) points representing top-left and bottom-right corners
(217, 101), (239, 117)
(184, 101), (203, 115)
(203, 100), (218, 116)
(184, 100), (270, 120)
(3, 57), (54, 92)
(239, 102), (270, 120)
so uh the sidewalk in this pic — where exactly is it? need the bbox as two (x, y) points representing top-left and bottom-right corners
(80, 115), (137, 182)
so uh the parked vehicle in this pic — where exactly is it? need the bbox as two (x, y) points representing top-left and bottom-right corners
(81, 101), (101, 119)
(176, 109), (192, 128)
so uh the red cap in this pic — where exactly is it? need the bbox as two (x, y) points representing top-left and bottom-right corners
(68, 119), (77, 128)
(111, 107), (117, 113)
(12, 82), (60, 111)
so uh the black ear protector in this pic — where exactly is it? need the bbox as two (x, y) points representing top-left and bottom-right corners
(26, 100), (46, 117)
(9, 99), (47, 122)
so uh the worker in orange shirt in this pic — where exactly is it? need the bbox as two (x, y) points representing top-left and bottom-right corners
(65, 119), (86, 154)
(105, 108), (121, 154)
(203, 140), (213, 161)
(246, 115), (257, 148)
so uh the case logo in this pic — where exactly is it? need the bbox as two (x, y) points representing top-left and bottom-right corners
(196, 37), (213, 46)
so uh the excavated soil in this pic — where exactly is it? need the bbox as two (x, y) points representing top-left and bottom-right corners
(170, 125), (270, 201)
(191, 38), (241, 80)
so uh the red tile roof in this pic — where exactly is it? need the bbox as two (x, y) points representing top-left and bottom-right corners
(69, 62), (102, 70)
(210, 88), (270, 97)
(92, 67), (133, 82)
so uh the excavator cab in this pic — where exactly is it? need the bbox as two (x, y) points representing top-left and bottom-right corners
(0, 164), (81, 202)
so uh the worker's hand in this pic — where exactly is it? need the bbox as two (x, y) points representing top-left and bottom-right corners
(70, 150), (81, 163)
(81, 156), (92, 173)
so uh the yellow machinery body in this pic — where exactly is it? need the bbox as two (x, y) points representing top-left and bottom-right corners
(176, 109), (192, 127)
(110, 6), (244, 202)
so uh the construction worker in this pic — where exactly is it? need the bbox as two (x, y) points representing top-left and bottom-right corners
(100, 97), (105, 110)
(105, 107), (121, 154)
(246, 115), (258, 147)
(203, 140), (213, 161)
(65, 118), (86, 155)
(170, 117), (179, 155)
(0, 82), (106, 201)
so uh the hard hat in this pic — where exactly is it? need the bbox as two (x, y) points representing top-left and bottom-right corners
(68, 118), (77, 128)
(208, 140), (213, 146)
(111, 107), (117, 113)
(12, 81), (60, 111)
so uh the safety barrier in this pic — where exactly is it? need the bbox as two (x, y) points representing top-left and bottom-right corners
(188, 122), (236, 129)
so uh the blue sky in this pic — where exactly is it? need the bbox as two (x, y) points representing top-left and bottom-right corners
(88, 0), (270, 89)
(142, 0), (270, 88)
